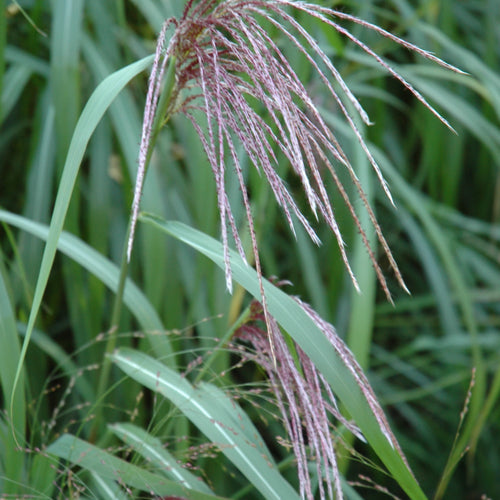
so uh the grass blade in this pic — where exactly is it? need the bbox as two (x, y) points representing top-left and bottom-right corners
(0, 266), (25, 493)
(110, 422), (214, 494)
(141, 214), (427, 500)
(1, 64), (31, 122)
(9, 54), (155, 416)
(47, 434), (228, 500)
(111, 348), (300, 500)
(0, 209), (173, 361)
(89, 471), (129, 500)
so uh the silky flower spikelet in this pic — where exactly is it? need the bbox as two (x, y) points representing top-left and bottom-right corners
(127, 1), (461, 498)
(129, 0), (461, 302)
(234, 294), (408, 500)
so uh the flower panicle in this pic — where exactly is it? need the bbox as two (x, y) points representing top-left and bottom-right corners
(234, 294), (409, 500)
(234, 302), (342, 500)
(129, 0), (461, 303)
(126, 2), (461, 497)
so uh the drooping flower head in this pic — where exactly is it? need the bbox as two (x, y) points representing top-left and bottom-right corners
(129, 0), (461, 305)
(234, 293), (410, 500)
(127, 2), (461, 497)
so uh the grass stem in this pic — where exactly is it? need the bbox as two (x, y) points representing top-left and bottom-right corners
(92, 56), (178, 437)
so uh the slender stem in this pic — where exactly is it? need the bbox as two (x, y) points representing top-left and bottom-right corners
(194, 304), (252, 385)
(94, 224), (131, 406)
(91, 56), (178, 439)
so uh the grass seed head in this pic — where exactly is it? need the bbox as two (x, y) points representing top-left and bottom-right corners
(130, 0), (460, 300)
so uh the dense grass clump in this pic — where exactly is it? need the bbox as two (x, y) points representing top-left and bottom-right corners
(1, 1), (499, 498)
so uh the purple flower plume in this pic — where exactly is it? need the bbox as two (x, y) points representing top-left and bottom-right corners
(126, 2), (460, 496)
(128, 0), (462, 304)
(234, 295), (408, 500)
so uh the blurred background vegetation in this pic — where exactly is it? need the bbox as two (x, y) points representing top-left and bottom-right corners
(0, 0), (499, 498)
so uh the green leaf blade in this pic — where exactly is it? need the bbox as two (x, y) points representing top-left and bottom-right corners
(111, 347), (299, 500)
(141, 215), (428, 500)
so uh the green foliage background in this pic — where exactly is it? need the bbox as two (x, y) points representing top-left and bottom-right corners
(0, 0), (499, 498)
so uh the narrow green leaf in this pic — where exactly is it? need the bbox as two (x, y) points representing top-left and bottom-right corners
(47, 434), (228, 500)
(50, 0), (84, 160)
(0, 209), (173, 361)
(90, 471), (129, 500)
(4, 46), (49, 77)
(0, 268), (25, 493)
(141, 215), (427, 500)
(111, 348), (299, 500)
(26, 452), (57, 498)
(110, 422), (214, 494)
(10, 54), (155, 415)
(0, 0), (6, 122)
(1, 64), (31, 122)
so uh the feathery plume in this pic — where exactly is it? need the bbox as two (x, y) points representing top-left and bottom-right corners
(234, 295), (407, 500)
(128, 2), (460, 496)
(129, 0), (461, 302)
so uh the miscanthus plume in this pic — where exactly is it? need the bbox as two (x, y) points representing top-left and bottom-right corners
(128, 1), (460, 497)
(234, 294), (406, 500)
